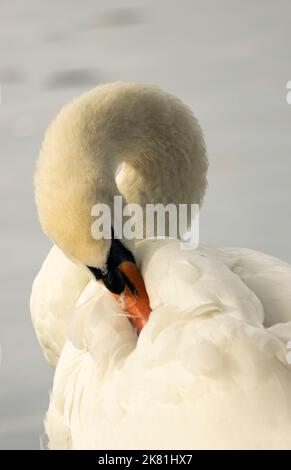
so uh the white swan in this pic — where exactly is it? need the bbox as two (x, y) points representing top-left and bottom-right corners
(31, 82), (291, 450)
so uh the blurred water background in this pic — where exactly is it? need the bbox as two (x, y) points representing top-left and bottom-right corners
(0, 0), (291, 449)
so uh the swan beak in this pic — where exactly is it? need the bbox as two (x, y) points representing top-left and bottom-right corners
(113, 261), (152, 335)
(87, 236), (152, 334)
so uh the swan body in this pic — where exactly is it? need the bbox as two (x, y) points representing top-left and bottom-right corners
(31, 82), (291, 449)
(32, 239), (291, 449)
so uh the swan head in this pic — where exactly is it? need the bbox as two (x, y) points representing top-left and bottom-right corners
(34, 82), (208, 332)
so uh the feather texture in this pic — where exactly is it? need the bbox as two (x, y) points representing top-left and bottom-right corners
(31, 239), (291, 449)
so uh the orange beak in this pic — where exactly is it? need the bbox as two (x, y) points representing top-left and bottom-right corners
(112, 261), (152, 335)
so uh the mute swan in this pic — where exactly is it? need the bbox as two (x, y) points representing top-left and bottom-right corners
(31, 82), (291, 450)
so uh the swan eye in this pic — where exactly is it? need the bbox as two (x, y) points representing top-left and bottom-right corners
(87, 235), (136, 295)
(102, 268), (126, 295)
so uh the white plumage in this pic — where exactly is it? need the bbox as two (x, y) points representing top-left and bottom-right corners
(31, 82), (291, 449)
(31, 239), (291, 449)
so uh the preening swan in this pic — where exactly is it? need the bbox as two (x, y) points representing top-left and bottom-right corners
(31, 82), (291, 449)
(34, 82), (207, 334)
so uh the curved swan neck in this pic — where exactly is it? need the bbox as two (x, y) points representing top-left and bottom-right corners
(35, 82), (208, 268)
